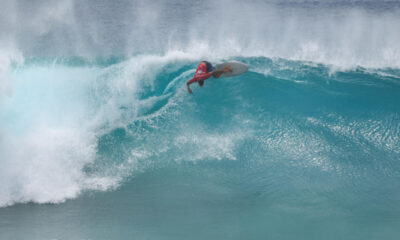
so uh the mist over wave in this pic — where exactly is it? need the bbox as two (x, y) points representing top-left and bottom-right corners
(0, 0), (399, 208)
(1, 0), (400, 67)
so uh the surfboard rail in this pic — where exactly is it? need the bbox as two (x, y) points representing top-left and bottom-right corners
(214, 61), (248, 77)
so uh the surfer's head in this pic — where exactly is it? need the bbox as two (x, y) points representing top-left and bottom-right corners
(203, 61), (214, 72)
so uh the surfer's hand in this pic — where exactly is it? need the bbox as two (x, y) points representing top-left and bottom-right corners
(187, 85), (193, 94)
(223, 66), (232, 73)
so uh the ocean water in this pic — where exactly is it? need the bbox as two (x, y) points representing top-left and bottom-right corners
(1, 1), (400, 239)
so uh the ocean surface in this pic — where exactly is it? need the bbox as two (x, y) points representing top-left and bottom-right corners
(0, 0), (400, 239)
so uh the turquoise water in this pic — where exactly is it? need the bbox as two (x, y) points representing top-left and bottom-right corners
(1, 56), (399, 240)
(1, 1), (400, 239)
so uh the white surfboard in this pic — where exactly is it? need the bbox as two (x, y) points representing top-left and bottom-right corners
(214, 61), (248, 77)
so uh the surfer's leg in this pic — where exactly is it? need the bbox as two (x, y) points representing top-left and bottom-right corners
(198, 80), (204, 86)
(212, 71), (224, 78)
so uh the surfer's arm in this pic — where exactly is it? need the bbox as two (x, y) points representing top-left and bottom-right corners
(210, 66), (232, 78)
(186, 78), (196, 94)
(210, 70), (225, 78)
(194, 72), (212, 80)
(186, 83), (193, 94)
(186, 73), (212, 93)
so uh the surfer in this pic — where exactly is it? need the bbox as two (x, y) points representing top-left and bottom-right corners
(186, 61), (232, 94)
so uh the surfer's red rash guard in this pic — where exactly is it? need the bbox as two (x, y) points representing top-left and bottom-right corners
(187, 63), (212, 85)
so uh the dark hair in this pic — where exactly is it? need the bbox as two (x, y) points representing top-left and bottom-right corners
(202, 61), (213, 72)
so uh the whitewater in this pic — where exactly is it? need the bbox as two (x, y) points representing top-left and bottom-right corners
(0, 0), (399, 239)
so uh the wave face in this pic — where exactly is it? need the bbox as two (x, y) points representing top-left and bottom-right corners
(1, 55), (400, 208)
(0, 0), (400, 239)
